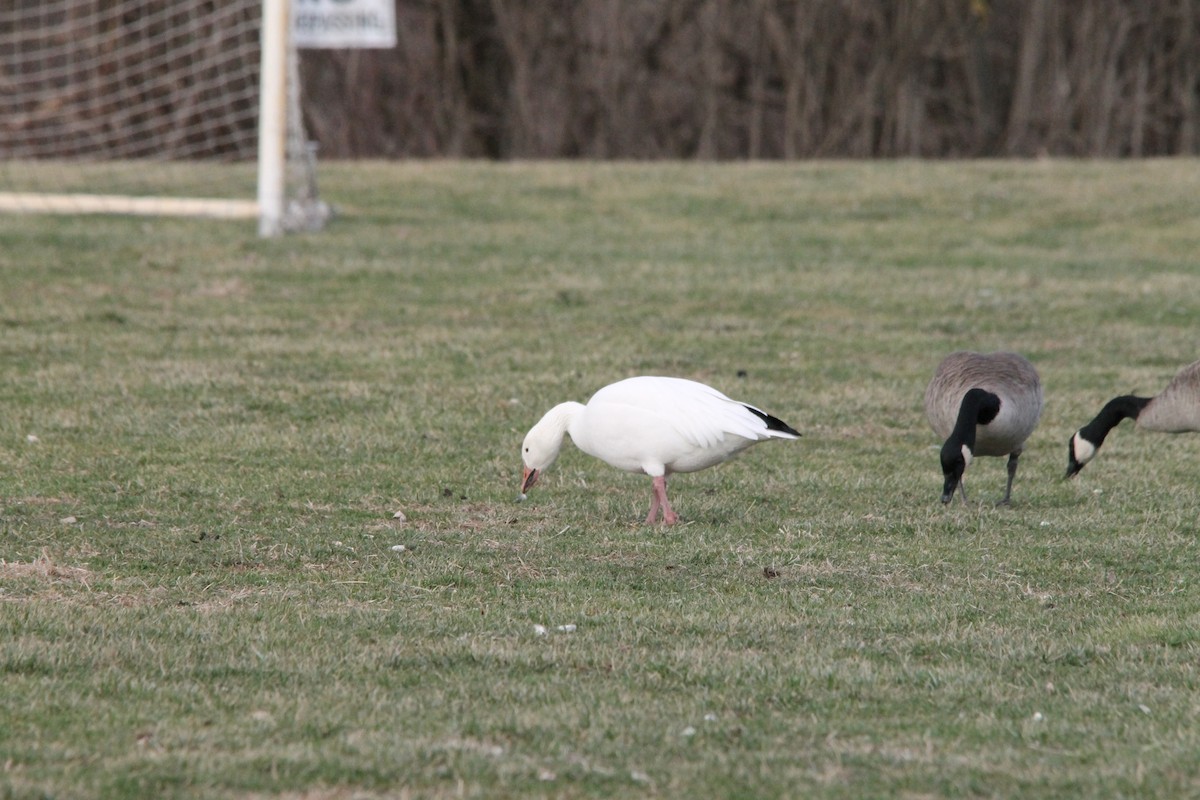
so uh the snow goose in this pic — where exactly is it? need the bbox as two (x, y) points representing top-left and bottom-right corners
(1066, 358), (1200, 477)
(924, 351), (1043, 505)
(519, 376), (800, 524)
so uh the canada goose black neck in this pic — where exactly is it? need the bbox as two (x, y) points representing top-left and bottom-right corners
(1078, 395), (1152, 448)
(949, 388), (1002, 451)
(939, 388), (1002, 503)
(1065, 395), (1151, 478)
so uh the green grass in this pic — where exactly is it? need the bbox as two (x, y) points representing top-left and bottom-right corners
(2, 159), (1199, 799)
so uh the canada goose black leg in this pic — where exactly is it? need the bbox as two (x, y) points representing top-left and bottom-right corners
(997, 451), (1020, 506)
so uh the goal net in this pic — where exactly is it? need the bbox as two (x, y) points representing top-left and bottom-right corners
(0, 0), (327, 235)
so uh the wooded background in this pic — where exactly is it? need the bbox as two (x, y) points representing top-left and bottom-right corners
(2, 0), (1197, 161)
(301, 0), (1200, 158)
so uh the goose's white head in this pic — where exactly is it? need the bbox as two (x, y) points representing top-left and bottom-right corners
(520, 416), (566, 494)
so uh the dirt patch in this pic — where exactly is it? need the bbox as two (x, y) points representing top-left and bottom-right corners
(0, 550), (93, 585)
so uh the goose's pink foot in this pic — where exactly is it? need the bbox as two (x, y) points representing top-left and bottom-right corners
(646, 475), (678, 525)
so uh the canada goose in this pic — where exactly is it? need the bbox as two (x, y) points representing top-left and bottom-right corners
(1065, 358), (1200, 478)
(924, 351), (1044, 505)
(520, 376), (800, 524)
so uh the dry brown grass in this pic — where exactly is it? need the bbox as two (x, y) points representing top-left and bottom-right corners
(0, 549), (93, 585)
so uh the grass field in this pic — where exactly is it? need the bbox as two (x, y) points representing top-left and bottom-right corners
(2, 160), (1199, 799)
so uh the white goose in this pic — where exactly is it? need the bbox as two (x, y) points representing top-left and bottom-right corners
(519, 376), (800, 524)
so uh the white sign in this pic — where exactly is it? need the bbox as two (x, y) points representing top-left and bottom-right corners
(293, 0), (397, 49)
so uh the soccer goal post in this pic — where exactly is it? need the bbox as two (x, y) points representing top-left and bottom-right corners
(0, 0), (327, 237)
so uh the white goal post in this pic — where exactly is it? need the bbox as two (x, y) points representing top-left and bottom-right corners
(0, 0), (327, 236)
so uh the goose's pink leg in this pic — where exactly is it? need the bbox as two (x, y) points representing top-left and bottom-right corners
(645, 489), (660, 524)
(646, 475), (678, 525)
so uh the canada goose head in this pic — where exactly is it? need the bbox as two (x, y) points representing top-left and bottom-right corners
(1064, 395), (1151, 479)
(1064, 431), (1098, 478)
(939, 440), (973, 504)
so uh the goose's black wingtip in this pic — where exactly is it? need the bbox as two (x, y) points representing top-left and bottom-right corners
(745, 405), (801, 438)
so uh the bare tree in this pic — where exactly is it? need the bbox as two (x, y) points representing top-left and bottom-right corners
(13, 0), (1193, 159)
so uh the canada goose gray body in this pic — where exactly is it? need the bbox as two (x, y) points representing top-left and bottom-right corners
(1066, 358), (1200, 477)
(924, 351), (1044, 504)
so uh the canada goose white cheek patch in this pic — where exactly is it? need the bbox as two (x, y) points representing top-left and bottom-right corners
(961, 444), (974, 468)
(1072, 433), (1097, 465)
